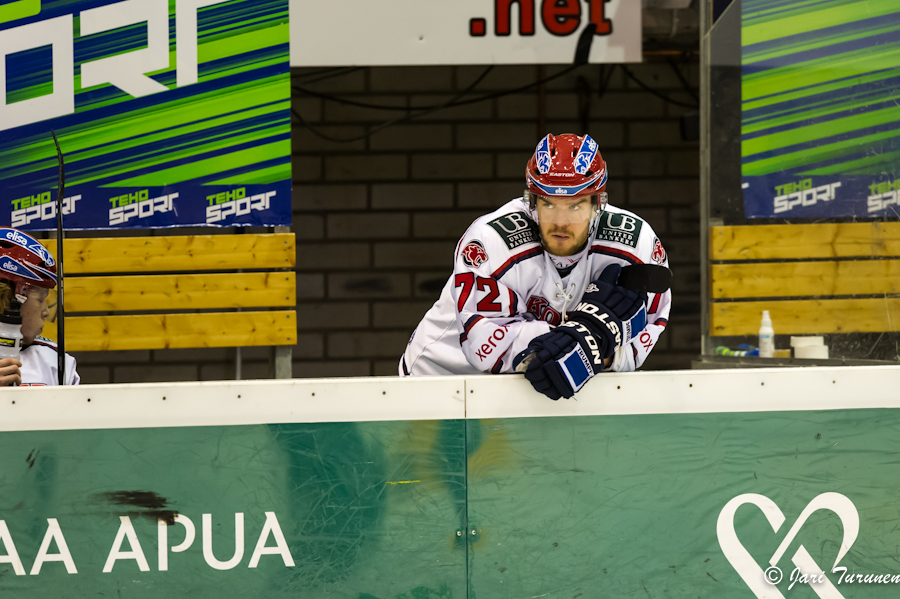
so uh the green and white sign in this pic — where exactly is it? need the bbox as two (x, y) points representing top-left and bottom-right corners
(1, 368), (899, 597)
(0, 0), (291, 230)
(741, 0), (900, 219)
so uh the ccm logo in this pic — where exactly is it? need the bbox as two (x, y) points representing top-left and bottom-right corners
(475, 324), (510, 361)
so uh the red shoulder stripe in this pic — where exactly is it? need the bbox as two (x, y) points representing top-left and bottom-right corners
(491, 246), (543, 279)
(590, 245), (643, 265)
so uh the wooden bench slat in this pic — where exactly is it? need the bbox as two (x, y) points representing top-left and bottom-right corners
(59, 273), (295, 312)
(711, 223), (900, 261)
(41, 311), (297, 351)
(711, 298), (900, 336)
(39, 233), (296, 273)
(711, 260), (900, 299)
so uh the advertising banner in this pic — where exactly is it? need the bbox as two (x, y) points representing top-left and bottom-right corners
(741, 0), (900, 219)
(0, 422), (467, 598)
(0, 377), (468, 599)
(4, 370), (900, 597)
(0, 0), (291, 230)
(469, 410), (900, 598)
(290, 0), (641, 66)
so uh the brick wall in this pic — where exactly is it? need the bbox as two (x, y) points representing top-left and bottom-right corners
(73, 61), (700, 384)
(291, 62), (701, 378)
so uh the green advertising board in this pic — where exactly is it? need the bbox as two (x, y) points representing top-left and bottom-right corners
(1, 369), (899, 598)
(741, 0), (900, 219)
(0, 0), (291, 230)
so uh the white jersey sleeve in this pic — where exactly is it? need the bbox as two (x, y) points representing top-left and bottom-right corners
(19, 336), (81, 386)
(451, 216), (552, 374)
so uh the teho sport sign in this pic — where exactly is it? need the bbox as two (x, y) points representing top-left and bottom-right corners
(0, 0), (291, 230)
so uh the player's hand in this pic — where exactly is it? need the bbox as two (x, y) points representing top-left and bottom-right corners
(513, 322), (606, 400)
(0, 358), (22, 387)
(566, 263), (647, 359)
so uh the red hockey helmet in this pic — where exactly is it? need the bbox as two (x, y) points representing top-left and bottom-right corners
(525, 133), (608, 205)
(0, 228), (58, 295)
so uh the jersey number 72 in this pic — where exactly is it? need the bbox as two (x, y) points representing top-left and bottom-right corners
(454, 273), (502, 312)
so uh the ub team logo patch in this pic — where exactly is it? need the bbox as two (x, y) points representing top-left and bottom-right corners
(652, 237), (666, 264)
(488, 212), (540, 250)
(596, 212), (643, 248)
(461, 240), (488, 267)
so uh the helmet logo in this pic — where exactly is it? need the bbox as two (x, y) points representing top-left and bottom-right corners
(461, 240), (489, 268)
(574, 135), (598, 175)
(0, 228), (54, 266)
(27, 242), (53, 266)
(555, 187), (568, 195)
(535, 135), (552, 174)
(0, 256), (41, 281)
(3, 229), (29, 248)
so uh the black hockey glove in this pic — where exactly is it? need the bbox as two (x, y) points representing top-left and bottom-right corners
(513, 322), (606, 400)
(566, 263), (648, 359)
(513, 264), (647, 400)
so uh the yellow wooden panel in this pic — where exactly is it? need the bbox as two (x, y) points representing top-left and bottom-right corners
(711, 260), (900, 299)
(39, 233), (295, 273)
(711, 298), (900, 336)
(60, 273), (295, 311)
(711, 223), (900, 260)
(42, 311), (296, 350)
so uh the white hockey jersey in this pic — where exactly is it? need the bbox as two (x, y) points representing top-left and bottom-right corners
(401, 198), (671, 376)
(19, 336), (80, 386)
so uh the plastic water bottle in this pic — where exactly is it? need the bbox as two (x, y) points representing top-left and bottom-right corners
(0, 300), (23, 365)
(758, 310), (774, 358)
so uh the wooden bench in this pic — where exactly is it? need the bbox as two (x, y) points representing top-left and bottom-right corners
(709, 222), (900, 336)
(38, 233), (297, 376)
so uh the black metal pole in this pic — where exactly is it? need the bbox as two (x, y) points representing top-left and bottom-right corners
(50, 131), (66, 386)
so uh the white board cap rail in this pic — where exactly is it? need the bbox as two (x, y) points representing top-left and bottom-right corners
(2, 366), (900, 432)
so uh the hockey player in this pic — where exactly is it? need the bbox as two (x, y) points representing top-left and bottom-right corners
(0, 228), (79, 386)
(400, 133), (670, 399)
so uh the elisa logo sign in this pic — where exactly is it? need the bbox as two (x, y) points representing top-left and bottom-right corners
(717, 493), (864, 598)
(290, 0), (640, 66)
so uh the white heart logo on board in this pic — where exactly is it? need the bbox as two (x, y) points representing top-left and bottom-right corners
(717, 493), (859, 599)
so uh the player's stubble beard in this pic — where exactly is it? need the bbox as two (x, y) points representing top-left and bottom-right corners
(540, 222), (590, 256)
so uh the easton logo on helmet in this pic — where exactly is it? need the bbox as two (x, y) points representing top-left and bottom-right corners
(529, 169), (607, 197)
(461, 240), (488, 268)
